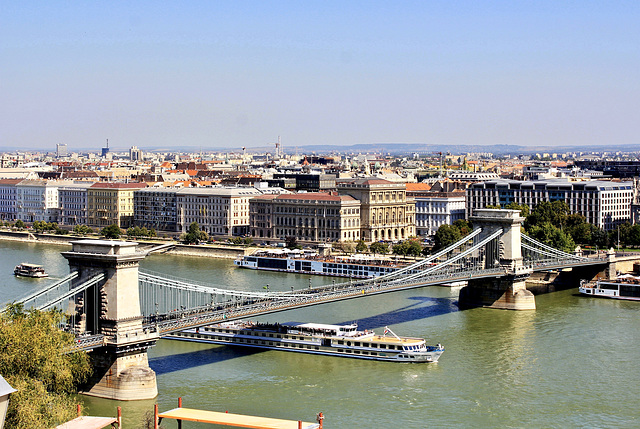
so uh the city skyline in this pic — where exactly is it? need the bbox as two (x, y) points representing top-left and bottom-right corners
(2, 1), (639, 151)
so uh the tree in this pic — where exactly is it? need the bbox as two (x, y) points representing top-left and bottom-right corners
(452, 219), (472, 236)
(433, 224), (462, 251)
(72, 225), (93, 236)
(182, 222), (208, 244)
(101, 223), (122, 239)
(392, 242), (408, 256)
(14, 220), (25, 230)
(527, 222), (576, 253)
(524, 201), (570, 231)
(504, 202), (530, 217)
(405, 239), (423, 257)
(285, 236), (301, 250)
(0, 304), (91, 428)
(369, 242), (389, 255)
(355, 240), (368, 253)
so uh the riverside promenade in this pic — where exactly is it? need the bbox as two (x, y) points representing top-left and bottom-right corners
(0, 230), (249, 259)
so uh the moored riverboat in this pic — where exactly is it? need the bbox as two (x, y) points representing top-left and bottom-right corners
(166, 321), (444, 363)
(14, 263), (48, 278)
(234, 249), (407, 278)
(579, 277), (640, 301)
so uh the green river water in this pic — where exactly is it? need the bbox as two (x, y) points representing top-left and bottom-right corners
(1, 240), (639, 428)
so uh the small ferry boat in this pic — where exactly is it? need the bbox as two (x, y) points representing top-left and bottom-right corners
(166, 321), (444, 363)
(14, 263), (49, 278)
(234, 249), (406, 278)
(579, 277), (640, 301)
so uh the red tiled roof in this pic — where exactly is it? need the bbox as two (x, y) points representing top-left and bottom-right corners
(406, 183), (432, 191)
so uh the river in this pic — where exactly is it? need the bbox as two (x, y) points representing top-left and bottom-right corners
(2, 240), (639, 428)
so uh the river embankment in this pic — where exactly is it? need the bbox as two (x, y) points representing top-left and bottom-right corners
(0, 230), (252, 259)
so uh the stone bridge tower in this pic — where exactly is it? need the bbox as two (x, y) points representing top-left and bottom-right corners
(62, 240), (158, 400)
(459, 209), (536, 310)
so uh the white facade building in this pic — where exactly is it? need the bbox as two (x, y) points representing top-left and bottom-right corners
(467, 179), (634, 230)
(176, 187), (263, 236)
(15, 180), (60, 223)
(0, 179), (22, 221)
(414, 193), (466, 236)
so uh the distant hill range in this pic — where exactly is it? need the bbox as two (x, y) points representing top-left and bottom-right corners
(3, 142), (640, 156)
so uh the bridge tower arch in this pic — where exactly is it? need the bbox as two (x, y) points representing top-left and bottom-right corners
(62, 240), (158, 401)
(459, 209), (536, 310)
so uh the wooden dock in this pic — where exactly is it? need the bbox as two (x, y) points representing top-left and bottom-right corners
(155, 399), (323, 429)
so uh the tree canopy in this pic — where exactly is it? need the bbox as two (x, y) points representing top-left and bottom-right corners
(0, 304), (91, 428)
(100, 223), (122, 239)
(181, 222), (208, 244)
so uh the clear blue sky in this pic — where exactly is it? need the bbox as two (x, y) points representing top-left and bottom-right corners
(1, 1), (639, 151)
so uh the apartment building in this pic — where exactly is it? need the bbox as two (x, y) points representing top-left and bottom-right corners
(0, 179), (22, 221)
(467, 179), (633, 230)
(176, 187), (262, 236)
(87, 182), (147, 228)
(134, 187), (179, 232)
(337, 178), (415, 242)
(15, 180), (61, 223)
(249, 192), (361, 242)
(407, 184), (466, 236)
(58, 182), (93, 225)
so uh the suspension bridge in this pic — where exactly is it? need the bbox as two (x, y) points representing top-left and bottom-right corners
(5, 210), (614, 400)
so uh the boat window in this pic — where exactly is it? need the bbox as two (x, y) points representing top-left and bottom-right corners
(388, 345), (395, 350)
(599, 283), (619, 290)
(354, 342), (360, 347)
(379, 344), (386, 349)
(337, 340), (344, 345)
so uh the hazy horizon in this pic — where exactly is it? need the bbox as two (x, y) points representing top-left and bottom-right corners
(2, 2), (639, 151)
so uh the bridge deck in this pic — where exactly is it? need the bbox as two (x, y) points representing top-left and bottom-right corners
(158, 407), (320, 428)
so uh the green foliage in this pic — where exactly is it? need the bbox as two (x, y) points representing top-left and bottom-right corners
(126, 226), (157, 239)
(504, 202), (530, 217)
(0, 304), (91, 428)
(433, 224), (462, 251)
(334, 241), (356, 254)
(392, 239), (423, 257)
(452, 219), (472, 236)
(285, 236), (301, 249)
(14, 220), (25, 229)
(526, 222), (576, 253)
(355, 240), (368, 253)
(72, 224), (93, 236)
(100, 223), (122, 239)
(182, 222), (208, 244)
(32, 221), (67, 235)
(369, 242), (389, 255)
(524, 201), (570, 231)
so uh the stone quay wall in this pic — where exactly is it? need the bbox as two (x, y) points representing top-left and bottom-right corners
(0, 230), (250, 259)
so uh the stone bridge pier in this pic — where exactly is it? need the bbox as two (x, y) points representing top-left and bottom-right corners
(459, 209), (536, 310)
(62, 240), (158, 401)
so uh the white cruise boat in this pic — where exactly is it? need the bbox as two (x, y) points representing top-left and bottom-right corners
(234, 249), (405, 278)
(166, 321), (444, 363)
(579, 277), (640, 301)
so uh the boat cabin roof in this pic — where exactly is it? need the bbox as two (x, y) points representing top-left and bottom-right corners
(283, 322), (357, 331)
(18, 263), (44, 268)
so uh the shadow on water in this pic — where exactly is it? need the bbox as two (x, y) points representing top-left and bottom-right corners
(150, 343), (267, 375)
(152, 295), (459, 374)
(339, 296), (459, 330)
